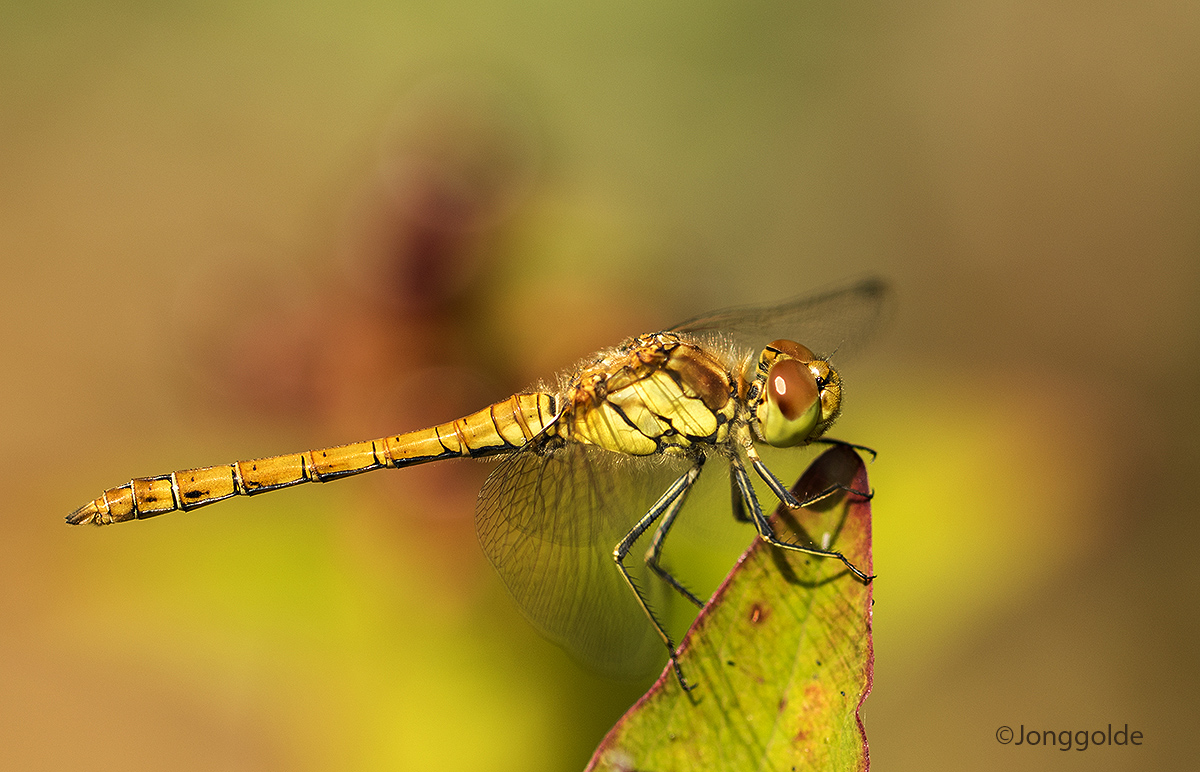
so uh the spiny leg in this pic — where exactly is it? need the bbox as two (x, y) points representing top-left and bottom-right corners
(644, 456), (707, 609)
(744, 442), (873, 510)
(731, 471), (750, 523)
(613, 461), (704, 691)
(731, 455), (873, 585)
(813, 436), (878, 460)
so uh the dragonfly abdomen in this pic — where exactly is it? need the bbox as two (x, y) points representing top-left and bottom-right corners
(386, 392), (557, 463)
(66, 393), (557, 526)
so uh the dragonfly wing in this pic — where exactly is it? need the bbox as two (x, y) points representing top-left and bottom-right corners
(670, 276), (891, 360)
(476, 438), (692, 677)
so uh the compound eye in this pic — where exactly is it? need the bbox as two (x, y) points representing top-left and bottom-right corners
(759, 358), (821, 447)
(768, 339), (816, 363)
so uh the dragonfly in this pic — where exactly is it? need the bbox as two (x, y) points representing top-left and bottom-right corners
(68, 277), (889, 689)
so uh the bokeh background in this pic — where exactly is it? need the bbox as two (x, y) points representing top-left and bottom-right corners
(3, 2), (1197, 770)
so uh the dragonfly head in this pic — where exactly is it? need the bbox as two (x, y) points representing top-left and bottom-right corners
(753, 340), (842, 448)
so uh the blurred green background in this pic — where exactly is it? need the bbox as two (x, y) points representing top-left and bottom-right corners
(3, 2), (1197, 770)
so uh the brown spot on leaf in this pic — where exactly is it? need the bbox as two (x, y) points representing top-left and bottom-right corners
(803, 682), (827, 712)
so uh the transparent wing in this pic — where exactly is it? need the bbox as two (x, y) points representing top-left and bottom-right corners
(476, 438), (693, 677)
(670, 276), (892, 360)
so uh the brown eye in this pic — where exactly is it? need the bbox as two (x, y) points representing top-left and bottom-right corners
(768, 358), (819, 420)
(768, 339), (816, 363)
(757, 357), (822, 447)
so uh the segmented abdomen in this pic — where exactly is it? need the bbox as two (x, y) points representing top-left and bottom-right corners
(67, 392), (557, 526)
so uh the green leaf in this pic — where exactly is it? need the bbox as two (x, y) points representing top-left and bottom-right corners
(587, 444), (874, 772)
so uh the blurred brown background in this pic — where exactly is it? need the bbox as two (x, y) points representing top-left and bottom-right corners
(2, 2), (1197, 770)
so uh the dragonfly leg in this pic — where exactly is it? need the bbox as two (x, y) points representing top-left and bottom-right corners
(730, 471), (751, 523)
(745, 444), (873, 509)
(613, 460), (705, 692)
(813, 437), (878, 460)
(644, 456), (707, 609)
(731, 456), (874, 585)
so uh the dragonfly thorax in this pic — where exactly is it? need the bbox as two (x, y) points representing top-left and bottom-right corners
(559, 333), (737, 456)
